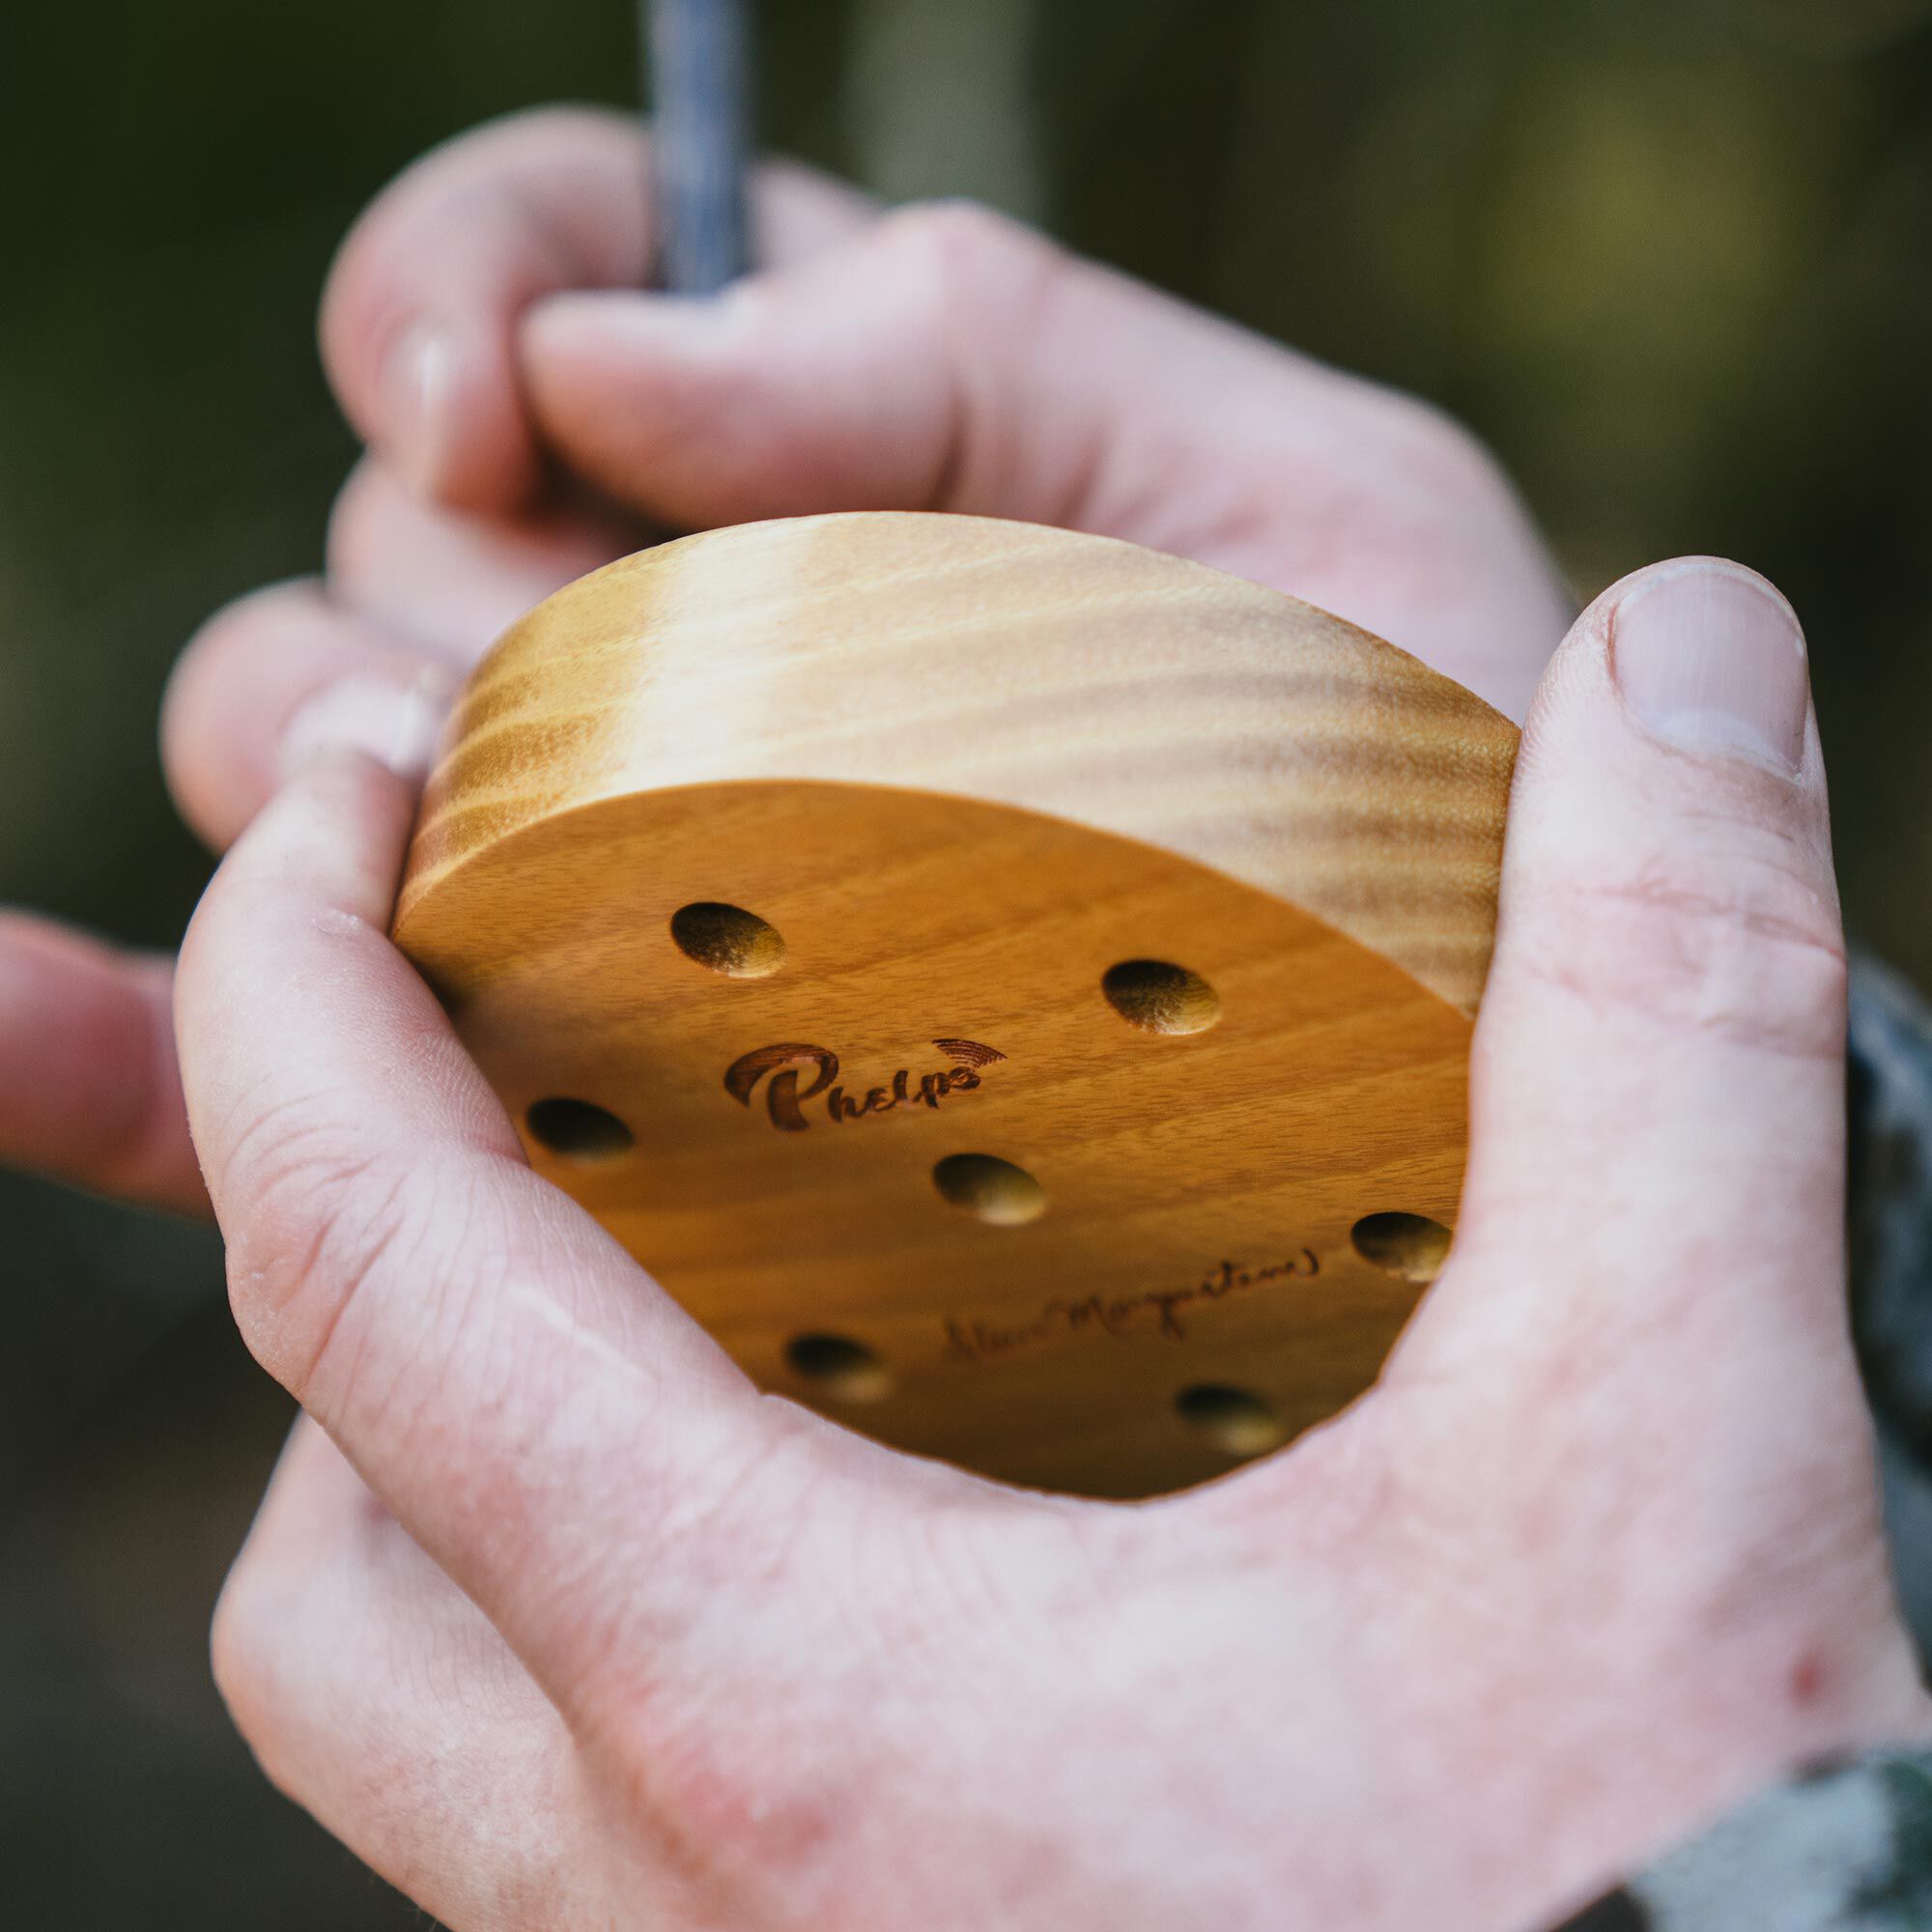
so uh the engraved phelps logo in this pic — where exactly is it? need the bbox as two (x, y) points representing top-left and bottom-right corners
(724, 1038), (1007, 1133)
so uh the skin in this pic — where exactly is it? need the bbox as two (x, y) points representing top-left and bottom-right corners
(0, 109), (1568, 1213)
(6, 105), (1926, 1927)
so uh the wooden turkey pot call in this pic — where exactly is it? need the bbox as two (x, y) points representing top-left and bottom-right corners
(392, 512), (1518, 1498)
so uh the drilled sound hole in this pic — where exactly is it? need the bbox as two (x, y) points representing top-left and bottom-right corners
(1101, 959), (1221, 1036)
(1175, 1384), (1289, 1456)
(1350, 1211), (1453, 1284)
(669, 901), (786, 978)
(932, 1153), (1046, 1226)
(785, 1332), (893, 1402)
(526, 1098), (636, 1162)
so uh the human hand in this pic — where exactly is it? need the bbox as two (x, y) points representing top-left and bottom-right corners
(188, 555), (1926, 1932)
(0, 104), (1569, 1214)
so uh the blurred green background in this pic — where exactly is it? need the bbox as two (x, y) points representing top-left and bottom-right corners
(4, 0), (1931, 1920)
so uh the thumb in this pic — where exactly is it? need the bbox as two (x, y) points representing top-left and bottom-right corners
(1406, 558), (1855, 1406)
(517, 198), (1351, 535)
(516, 200), (1064, 528)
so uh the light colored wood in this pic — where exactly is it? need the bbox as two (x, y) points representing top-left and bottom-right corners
(394, 513), (1519, 1497)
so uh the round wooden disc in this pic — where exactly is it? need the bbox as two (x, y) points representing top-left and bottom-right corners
(394, 513), (1519, 1496)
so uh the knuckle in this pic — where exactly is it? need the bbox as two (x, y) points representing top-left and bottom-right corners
(167, 580), (315, 727)
(327, 103), (634, 322)
(867, 200), (1071, 497)
(877, 197), (1058, 312)
(318, 215), (401, 392)
(162, 579), (312, 836)
(1511, 840), (1847, 1056)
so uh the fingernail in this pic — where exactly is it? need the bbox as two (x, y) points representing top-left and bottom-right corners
(280, 668), (454, 784)
(1612, 559), (1809, 776)
(382, 322), (458, 496)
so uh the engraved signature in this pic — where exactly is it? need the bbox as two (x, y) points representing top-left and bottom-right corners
(941, 1253), (1321, 1364)
(724, 1037), (1007, 1133)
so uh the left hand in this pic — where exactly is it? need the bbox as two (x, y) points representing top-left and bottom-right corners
(185, 558), (1929, 1932)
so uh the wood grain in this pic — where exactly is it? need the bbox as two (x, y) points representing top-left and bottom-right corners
(395, 513), (1520, 1496)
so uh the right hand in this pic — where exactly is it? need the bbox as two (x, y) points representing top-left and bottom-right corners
(2, 103), (1573, 1215)
(185, 554), (1929, 1932)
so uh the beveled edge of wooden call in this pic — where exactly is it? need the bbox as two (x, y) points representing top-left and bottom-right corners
(397, 512), (1520, 1017)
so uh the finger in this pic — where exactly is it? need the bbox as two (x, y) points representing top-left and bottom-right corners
(321, 105), (873, 511)
(162, 579), (452, 853)
(176, 738), (843, 1717)
(521, 200), (1569, 713)
(1381, 561), (1932, 1747)
(325, 456), (640, 660)
(167, 459), (639, 855)
(213, 1420), (613, 1928)
(0, 915), (206, 1215)
(1406, 559), (1861, 1413)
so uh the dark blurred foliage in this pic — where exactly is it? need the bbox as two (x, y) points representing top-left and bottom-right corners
(3, 0), (1931, 1921)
